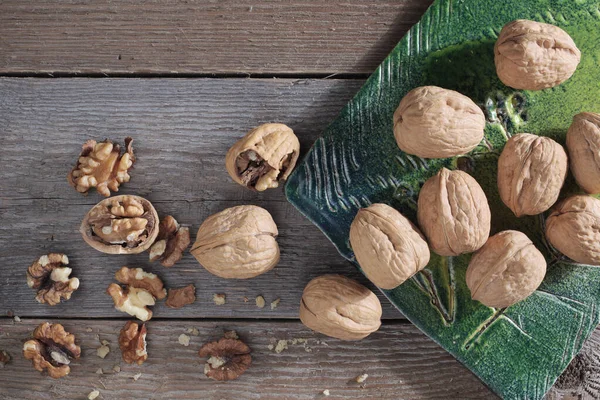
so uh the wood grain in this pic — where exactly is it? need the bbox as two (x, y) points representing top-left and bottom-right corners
(0, 0), (433, 76)
(0, 77), (406, 319)
(0, 318), (498, 399)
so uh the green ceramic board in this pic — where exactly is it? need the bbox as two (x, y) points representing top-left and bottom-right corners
(285, 0), (600, 399)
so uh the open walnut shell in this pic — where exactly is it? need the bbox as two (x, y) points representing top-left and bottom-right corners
(225, 123), (300, 191)
(80, 195), (159, 254)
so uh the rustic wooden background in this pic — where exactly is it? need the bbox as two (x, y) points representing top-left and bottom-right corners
(0, 1), (597, 399)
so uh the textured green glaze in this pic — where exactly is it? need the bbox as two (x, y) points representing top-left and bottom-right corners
(285, 1), (600, 399)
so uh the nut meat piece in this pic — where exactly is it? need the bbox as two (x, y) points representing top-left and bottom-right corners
(165, 284), (196, 309)
(80, 195), (159, 254)
(418, 168), (491, 256)
(68, 137), (135, 197)
(115, 266), (166, 300)
(393, 86), (486, 159)
(26, 253), (80, 305)
(545, 195), (600, 265)
(119, 321), (148, 365)
(226, 123), (300, 191)
(23, 322), (81, 379)
(566, 112), (600, 194)
(498, 133), (568, 217)
(350, 203), (430, 289)
(191, 205), (279, 279)
(300, 275), (382, 341)
(107, 284), (155, 321)
(466, 231), (546, 308)
(0, 350), (10, 367)
(495, 20), (581, 90)
(198, 337), (251, 381)
(148, 215), (190, 267)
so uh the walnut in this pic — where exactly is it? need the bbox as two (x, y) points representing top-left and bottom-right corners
(68, 137), (135, 197)
(299, 274), (382, 340)
(349, 203), (430, 289)
(393, 86), (485, 159)
(225, 123), (300, 191)
(567, 112), (600, 194)
(148, 215), (190, 267)
(118, 321), (148, 365)
(191, 205), (279, 279)
(115, 266), (166, 300)
(418, 168), (491, 256)
(495, 20), (581, 90)
(498, 133), (568, 217)
(545, 195), (600, 265)
(165, 284), (196, 309)
(80, 195), (159, 254)
(466, 230), (546, 308)
(107, 284), (155, 321)
(23, 322), (81, 379)
(26, 253), (79, 305)
(198, 337), (251, 381)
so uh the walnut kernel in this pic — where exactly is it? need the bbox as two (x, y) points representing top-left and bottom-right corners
(166, 284), (196, 309)
(26, 253), (79, 305)
(23, 322), (81, 379)
(115, 266), (166, 300)
(119, 321), (148, 365)
(198, 337), (252, 381)
(148, 215), (190, 267)
(107, 284), (155, 321)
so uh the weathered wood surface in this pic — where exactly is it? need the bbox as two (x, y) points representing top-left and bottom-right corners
(0, 77), (408, 319)
(0, 0), (433, 76)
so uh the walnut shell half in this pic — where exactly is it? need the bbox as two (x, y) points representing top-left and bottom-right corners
(80, 195), (159, 254)
(567, 112), (600, 194)
(225, 123), (300, 191)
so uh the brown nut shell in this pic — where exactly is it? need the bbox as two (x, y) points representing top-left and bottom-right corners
(497, 133), (568, 217)
(299, 274), (382, 341)
(494, 20), (581, 90)
(418, 168), (491, 256)
(545, 195), (600, 265)
(80, 195), (159, 254)
(350, 203), (430, 289)
(190, 205), (279, 279)
(225, 123), (300, 191)
(466, 230), (546, 308)
(393, 86), (485, 159)
(566, 112), (600, 194)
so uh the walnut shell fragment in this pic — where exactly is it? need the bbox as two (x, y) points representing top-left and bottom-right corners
(119, 321), (148, 365)
(466, 230), (546, 308)
(80, 195), (159, 254)
(68, 137), (135, 197)
(350, 203), (430, 289)
(23, 322), (81, 379)
(107, 284), (155, 321)
(115, 266), (166, 300)
(393, 86), (486, 159)
(191, 205), (279, 279)
(545, 195), (600, 265)
(198, 337), (251, 381)
(226, 123), (300, 191)
(166, 284), (196, 309)
(26, 253), (79, 305)
(498, 133), (568, 217)
(495, 20), (581, 90)
(148, 215), (190, 267)
(418, 168), (491, 256)
(567, 112), (600, 194)
(300, 275), (382, 341)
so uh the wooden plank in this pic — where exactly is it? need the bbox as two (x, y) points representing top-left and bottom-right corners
(0, 0), (432, 75)
(0, 77), (403, 319)
(0, 319), (499, 399)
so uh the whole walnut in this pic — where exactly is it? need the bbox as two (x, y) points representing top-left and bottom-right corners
(299, 274), (382, 341)
(466, 230), (546, 308)
(349, 203), (429, 290)
(567, 112), (600, 194)
(497, 133), (568, 217)
(545, 195), (600, 265)
(418, 168), (491, 256)
(226, 123), (300, 191)
(190, 205), (279, 279)
(393, 86), (486, 159)
(495, 20), (581, 90)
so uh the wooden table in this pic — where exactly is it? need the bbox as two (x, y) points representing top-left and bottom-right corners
(0, 2), (597, 399)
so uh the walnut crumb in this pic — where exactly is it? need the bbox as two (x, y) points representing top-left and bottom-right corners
(255, 295), (265, 309)
(0, 350), (10, 367)
(186, 328), (199, 336)
(95, 368), (103, 375)
(97, 344), (110, 359)
(88, 390), (100, 400)
(178, 334), (190, 347)
(323, 389), (330, 396)
(112, 365), (121, 373)
(213, 293), (226, 305)
(133, 373), (142, 381)
(223, 330), (239, 340)
(267, 344), (274, 351)
(85, 327), (93, 333)
(243, 296), (249, 303)
(274, 340), (288, 354)
(270, 298), (280, 310)
(356, 373), (369, 383)
(13, 316), (21, 323)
